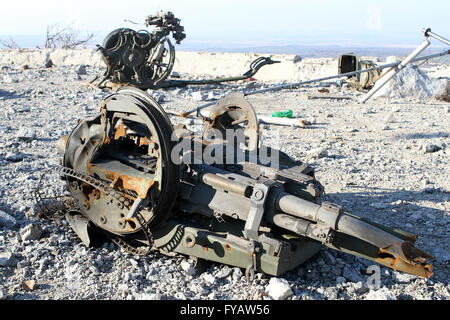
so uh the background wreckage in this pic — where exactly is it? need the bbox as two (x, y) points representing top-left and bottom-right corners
(36, 87), (433, 279)
(94, 11), (278, 90)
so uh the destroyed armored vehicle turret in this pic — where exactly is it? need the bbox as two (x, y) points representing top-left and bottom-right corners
(36, 88), (434, 279)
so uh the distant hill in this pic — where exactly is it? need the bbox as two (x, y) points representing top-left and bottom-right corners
(1, 34), (448, 62)
(177, 43), (448, 59)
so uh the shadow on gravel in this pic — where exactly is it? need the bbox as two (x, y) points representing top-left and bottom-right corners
(0, 201), (19, 228)
(325, 185), (449, 261)
(326, 185), (448, 220)
(9, 293), (41, 300)
(305, 124), (328, 129)
(0, 89), (26, 100)
(0, 200), (10, 212)
(395, 131), (449, 140)
(37, 137), (59, 143)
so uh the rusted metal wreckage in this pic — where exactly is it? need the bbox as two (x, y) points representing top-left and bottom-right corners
(176, 28), (449, 118)
(36, 87), (434, 279)
(34, 26), (449, 281)
(90, 16), (449, 107)
(92, 11), (279, 90)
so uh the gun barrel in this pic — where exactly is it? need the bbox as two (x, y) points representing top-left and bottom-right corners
(277, 193), (403, 245)
(184, 168), (433, 278)
(272, 192), (433, 278)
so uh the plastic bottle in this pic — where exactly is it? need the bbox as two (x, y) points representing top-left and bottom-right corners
(271, 109), (293, 118)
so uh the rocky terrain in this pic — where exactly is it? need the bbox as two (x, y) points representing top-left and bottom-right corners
(0, 52), (448, 300)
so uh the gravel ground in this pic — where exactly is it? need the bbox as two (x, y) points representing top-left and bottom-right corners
(0, 61), (448, 300)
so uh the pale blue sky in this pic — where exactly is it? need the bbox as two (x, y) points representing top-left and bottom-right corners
(1, 0), (448, 48)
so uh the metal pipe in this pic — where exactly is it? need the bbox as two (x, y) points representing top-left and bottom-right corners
(277, 193), (320, 222)
(127, 197), (145, 219)
(266, 209), (433, 278)
(268, 211), (387, 266)
(201, 173), (251, 197)
(258, 116), (308, 128)
(359, 39), (431, 104)
(275, 192), (405, 248)
(269, 212), (316, 239)
(423, 28), (450, 46)
(335, 214), (404, 248)
(201, 172), (407, 248)
(159, 57), (279, 88)
(177, 49), (449, 118)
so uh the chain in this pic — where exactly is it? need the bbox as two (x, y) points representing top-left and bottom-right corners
(107, 217), (153, 256)
(37, 165), (155, 256)
(34, 169), (75, 220)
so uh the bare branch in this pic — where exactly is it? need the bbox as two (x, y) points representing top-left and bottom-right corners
(44, 24), (94, 49)
(1, 37), (20, 49)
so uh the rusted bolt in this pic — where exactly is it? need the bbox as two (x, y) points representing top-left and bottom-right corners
(92, 189), (101, 200)
(70, 181), (79, 191)
(83, 200), (90, 210)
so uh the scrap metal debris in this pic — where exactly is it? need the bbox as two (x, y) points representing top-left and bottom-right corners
(36, 88), (434, 279)
(92, 11), (278, 90)
(360, 28), (450, 103)
(94, 11), (185, 89)
(176, 28), (449, 118)
(338, 54), (382, 90)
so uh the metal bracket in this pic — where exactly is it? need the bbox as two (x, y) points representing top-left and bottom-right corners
(65, 210), (91, 247)
(245, 241), (256, 281)
(320, 201), (343, 230)
(258, 233), (283, 257)
(244, 182), (270, 240)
